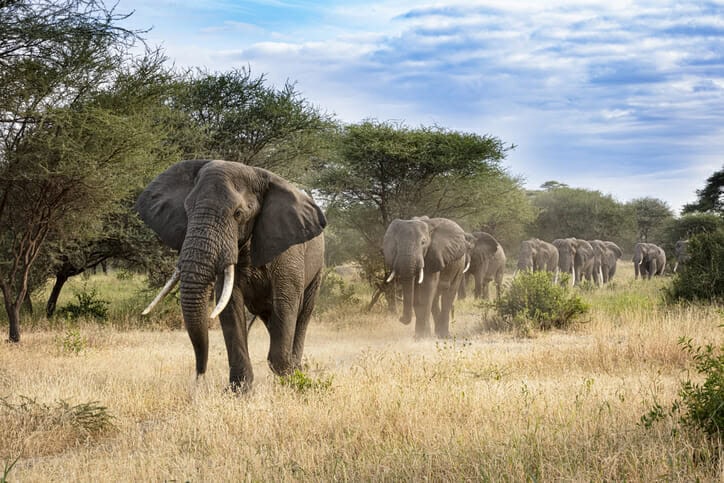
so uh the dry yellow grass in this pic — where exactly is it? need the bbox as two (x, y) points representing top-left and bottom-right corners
(1, 262), (722, 481)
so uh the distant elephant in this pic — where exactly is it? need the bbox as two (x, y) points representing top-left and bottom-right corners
(136, 160), (326, 391)
(633, 242), (666, 279)
(516, 238), (559, 275)
(553, 238), (594, 285)
(589, 240), (623, 284)
(459, 231), (506, 300)
(383, 217), (467, 338)
(673, 240), (689, 273)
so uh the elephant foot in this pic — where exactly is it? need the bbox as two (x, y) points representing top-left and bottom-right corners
(435, 331), (451, 339)
(399, 315), (412, 325)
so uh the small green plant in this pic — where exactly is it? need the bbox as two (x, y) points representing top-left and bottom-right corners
(278, 369), (333, 394)
(641, 335), (723, 438)
(56, 284), (109, 321)
(59, 327), (87, 355)
(495, 271), (589, 330)
(1, 455), (20, 483)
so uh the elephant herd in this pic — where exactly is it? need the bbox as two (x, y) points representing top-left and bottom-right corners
(134, 160), (692, 392)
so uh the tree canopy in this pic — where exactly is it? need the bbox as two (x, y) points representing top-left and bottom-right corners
(682, 166), (723, 215)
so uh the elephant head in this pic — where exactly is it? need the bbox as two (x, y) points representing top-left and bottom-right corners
(673, 239), (689, 272)
(516, 239), (537, 271)
(383, 217), (467, 326)
(136, 160), (326, 380)
(553, 238), (594, 285)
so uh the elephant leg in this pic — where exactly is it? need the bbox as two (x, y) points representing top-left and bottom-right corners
(435, 285), (458, 338)
(265, 290), (303, 376)
(473, 271), (483, 299)
(481, 276), (492, 300)
(413, 273), (438, 338)
(291, 270), (322, 369)
(216, 281), (253, 392)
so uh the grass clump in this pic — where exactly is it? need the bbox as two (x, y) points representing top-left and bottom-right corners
(495, 271), (589, 330)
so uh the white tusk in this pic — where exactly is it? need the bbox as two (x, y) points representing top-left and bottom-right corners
(417, 268), (424, 285)
(553, 268), (559, 284)
(386, 270), (396, 283)
(673, 262), (678, 273)
(463, 259), (471, 273)
(142, 268), (180, 315)
(570, 265), (576, 287)
(512, 269), (518, 279)
(210, 265), (235, 319)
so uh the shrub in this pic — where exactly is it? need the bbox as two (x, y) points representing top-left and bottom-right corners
(56, 284), (109, 321)
(666, 229), (724, 303)
(641, 336), (723, 439)
(495, 271), (589, 330)
(278, 369), (333, 394)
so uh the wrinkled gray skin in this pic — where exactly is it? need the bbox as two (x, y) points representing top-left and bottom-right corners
(633, 242), (666, 280)
(459, 231), (506, 300)
(383, 217), (467, 338)
(136, 160), (326, 391)
(553, 238), (594, 285)
(589, 240), (624, 284)
(673, 240), (689, 273)
(516, 238), (559, 273)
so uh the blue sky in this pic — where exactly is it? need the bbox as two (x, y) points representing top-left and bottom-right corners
(119, 0), (724, 213)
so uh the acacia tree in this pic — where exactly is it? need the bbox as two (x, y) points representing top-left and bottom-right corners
(682, 166), (723, 215)
(313, 120), (519, 307)
(0, 0), (170, 341)
(168, 68), (334, 180)
(627, 197), (675, 243)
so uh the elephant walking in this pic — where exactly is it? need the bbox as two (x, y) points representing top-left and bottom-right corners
(460, 231), (506, 300)
(136, 160), (326, 391)
(516, 238), (559, 275)
(553, 238), (594, 285)
(633, 242), (666, 279)
(589, 240), (624, 284)
(383, 217), (467, 338)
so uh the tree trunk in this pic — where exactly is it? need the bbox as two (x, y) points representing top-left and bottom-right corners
(2, 287), (21, 342)
(46, 273), (69, 317)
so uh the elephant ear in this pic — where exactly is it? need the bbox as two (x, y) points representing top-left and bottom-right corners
(605, 241), (623, 258)
(135, 160), (211, 251)
(424, 218), (466, 273)
(473, 231), (499, 255)
(251, 169), (327, 267)
(383, 219), (403, 265)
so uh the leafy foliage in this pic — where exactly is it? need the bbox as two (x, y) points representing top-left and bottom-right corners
(527, 186), (636, 248)
(495, 271), (589, 330)
(278, 369), (333, 395)
(56, 285), (110, 321)
(677, 337), (724, 436)
(666, 229), (724, 303)
(682, 166), (723, 215)
(316, 269), (360, 313)
(627, 197), (675, 243)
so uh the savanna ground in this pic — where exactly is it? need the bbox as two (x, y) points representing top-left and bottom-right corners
(1, 262), (722, 481)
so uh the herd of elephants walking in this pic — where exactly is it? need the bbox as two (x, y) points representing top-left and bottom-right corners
(134, 160), (691, 391)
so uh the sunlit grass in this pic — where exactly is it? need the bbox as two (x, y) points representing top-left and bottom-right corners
(0, 261), (722, 480)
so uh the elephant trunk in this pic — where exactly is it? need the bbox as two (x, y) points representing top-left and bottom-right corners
(393, 250), (423, 325)
(176, 216), (235, 377)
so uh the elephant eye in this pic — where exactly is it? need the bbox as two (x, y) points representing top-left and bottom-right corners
(233, 208), (243, 220)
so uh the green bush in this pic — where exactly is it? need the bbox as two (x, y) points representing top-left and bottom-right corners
(495, 271), (589, 330)
(666, 229), (724, 303)
(641, 336), (723, 439)
(278, 369), (333, 394)
(678, 337), (724, 436)
(56, 284), (110, 321)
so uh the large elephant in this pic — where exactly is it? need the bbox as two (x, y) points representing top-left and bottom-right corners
(589, 240), (624, 284)
(459, 231), (506, 300)
(633, 242), (666, 279)
(136, 160), (326, 391)
(516, 238), (559, 274)
(673, 239), (689, 273)
(553, 238), (594, 285)
(383, 217), (467, 338)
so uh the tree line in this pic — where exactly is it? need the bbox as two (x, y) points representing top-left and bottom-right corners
(1, 0), (722, 342)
